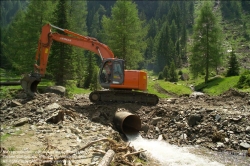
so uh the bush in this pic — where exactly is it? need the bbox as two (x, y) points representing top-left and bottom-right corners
(226, 49), (240, 77)
(158, 72), (164, 80)
(236, 72), (250, 89)
(169, 61), (178, 82)
(163, 66), (170, 80)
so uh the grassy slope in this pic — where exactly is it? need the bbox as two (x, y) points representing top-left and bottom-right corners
(1, 68), (249, 99)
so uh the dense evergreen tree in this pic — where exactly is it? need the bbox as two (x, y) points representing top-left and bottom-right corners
(89, 65), (101, 91)
(179, 22), (188, 64)
(167, 2), (181, 34)
(169, 60), (178, 82)
(221, 1), (242, 20)
(135, 1), (158, 21)
(102, 0), (147, 69)
(83, 53), (95, 88)
(68, 0), (88, 88)
(190, 1), (223, 83)
(170, 20), (178, 46)
(49, 0), (73, 86)
(226, 49), (240, 77)
(2, 0), (55, 73)
(1, 10), (25, 70)
(162, 65), (170, 81)
(0, 0), (28, 27)
(155, 1), (170, 21)
(155, 22), (170, 72)
(241, 0), (250, 13)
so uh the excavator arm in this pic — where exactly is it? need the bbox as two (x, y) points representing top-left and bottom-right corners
(34, 24), (114, 76)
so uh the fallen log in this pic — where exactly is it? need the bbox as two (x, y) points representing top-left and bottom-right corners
(97, 149), (115, 166)
(0, 81), (20, 86)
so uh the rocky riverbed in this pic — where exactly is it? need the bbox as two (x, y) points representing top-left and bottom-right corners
(0, 89), (250, 165)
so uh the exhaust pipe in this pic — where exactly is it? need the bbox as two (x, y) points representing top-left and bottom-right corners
(113, 111), (141, 135)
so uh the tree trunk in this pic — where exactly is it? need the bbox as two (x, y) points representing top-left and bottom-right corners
(205, 23), (209, 84)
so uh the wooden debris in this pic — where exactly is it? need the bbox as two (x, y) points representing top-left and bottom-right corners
(97, 149), (115, 166)
(93, 149), (106, 155)
(55, 138), (113, 161)
(122, 150), (147, 158)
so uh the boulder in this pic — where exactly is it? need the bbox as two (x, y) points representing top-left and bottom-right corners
(239, 142), (250, 149)
(188, 114), (202, 127)
(45, 86), (66, 96)
(11, 100), (22, 107)
(14, 117), (29, 126)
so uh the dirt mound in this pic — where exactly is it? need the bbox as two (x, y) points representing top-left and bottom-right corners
(220, 88), (249, 98)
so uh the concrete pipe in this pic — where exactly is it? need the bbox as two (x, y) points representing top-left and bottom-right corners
(113, 111), (141, 135)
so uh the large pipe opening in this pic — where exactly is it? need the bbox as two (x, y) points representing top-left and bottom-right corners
(113, 111), (141, 135)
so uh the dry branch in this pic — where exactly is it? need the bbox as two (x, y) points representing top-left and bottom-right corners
(55, 138), (113, 161)
(122, 150), (147, 158)
(93, 149), (106, 155)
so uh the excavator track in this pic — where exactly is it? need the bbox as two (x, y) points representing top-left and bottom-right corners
(89, 90), (159, 105)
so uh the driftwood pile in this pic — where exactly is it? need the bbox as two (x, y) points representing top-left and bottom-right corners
(28, 137), (147, 166)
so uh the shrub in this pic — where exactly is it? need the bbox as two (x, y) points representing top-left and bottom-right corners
(236, 72), (250, 89)
(158, 72), (164, 80)
(226, 49), (240, 77)
(169, 61), (178, 82)
(163, 66), (170, 81)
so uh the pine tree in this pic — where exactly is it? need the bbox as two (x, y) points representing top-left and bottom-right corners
(89, 66), (101, 91)
(83, 53), (95, 88)
(68, 0), (88, 88)
(226, 49), (240, 77)
(101, 0), (147, 69)
(170, 20), (178, 46)
(169, 60), (178, 82)
(143, 18), (158, 70)
(155, 22), (170, 72)
(190, 1), (223, 83)
(1, 10), (25, 71)
(49, 0), (73, 86)
(162, 65), (170, 81)
(2, 0), (55, 73)
(221, 1), (242, 20)
(180, 22), (188, 64)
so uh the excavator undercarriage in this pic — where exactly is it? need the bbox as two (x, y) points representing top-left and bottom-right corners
(89, 90), (159, 105)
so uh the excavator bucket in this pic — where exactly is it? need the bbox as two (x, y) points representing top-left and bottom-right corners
(20, 73), (41, 96)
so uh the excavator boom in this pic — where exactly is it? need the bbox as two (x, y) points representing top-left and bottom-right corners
(21, 24), (159, 105)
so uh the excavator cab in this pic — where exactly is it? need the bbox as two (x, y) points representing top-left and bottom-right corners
(99, 59), (124, 88)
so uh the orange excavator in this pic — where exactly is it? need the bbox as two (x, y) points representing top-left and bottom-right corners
(21, 24), (159, 105)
